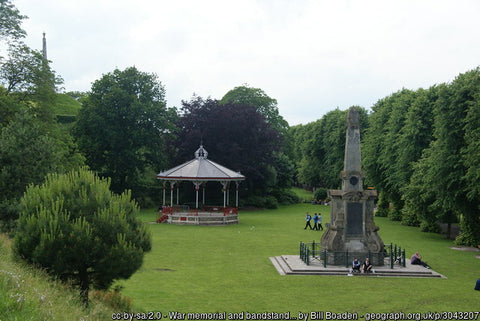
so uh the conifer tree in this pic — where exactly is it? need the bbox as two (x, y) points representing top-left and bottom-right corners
(14, 168), (151, 305)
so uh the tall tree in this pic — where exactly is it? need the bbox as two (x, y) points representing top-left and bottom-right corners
(74, 67), (177, 195)
(176, 96), (282, 195)
(294, 107), (368, 189)
(461, 69), (480, 245)
(399, 87), (438, 226)
(220, 85), (289, 136)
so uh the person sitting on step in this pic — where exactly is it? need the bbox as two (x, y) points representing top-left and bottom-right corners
(411, 252), (430, 269)
(351, 258), (361, 273)
(362, 257), (373, 273)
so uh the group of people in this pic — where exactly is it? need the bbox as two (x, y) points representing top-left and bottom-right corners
(350, 257), (373, 274)
(349, 251), (431, 274)
(304, 212), (323, 230)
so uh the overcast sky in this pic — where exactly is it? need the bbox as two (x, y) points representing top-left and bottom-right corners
(14, 0), (480, 125)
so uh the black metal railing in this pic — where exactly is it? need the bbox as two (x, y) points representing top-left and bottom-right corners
(299, 241), (405, 268)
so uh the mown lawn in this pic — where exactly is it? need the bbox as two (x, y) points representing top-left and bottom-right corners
(117, 203), (480, 314)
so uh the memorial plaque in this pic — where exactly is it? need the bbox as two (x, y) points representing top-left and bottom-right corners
(346, 202), (363, 236)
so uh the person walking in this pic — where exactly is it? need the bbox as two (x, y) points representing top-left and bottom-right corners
(304, 212), (313, 230)
(318, 213), (324, 230)
(313, 213), (319, 230)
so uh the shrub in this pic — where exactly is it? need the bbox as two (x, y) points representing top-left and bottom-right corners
(13, 168), (151, 306)
(270, 188), (300, 205)
(314, 188), (328, 201)
(264, 196), (279, 209)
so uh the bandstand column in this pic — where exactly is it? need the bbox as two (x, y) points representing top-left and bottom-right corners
(221, 181), (228, 208)
(235, 181), (240, 208)
(170, 181), (175, 206)
(162, 181), (166, 206)
(202, 183), (206, 205)
(193, 182), (201, 209)
(226, 182), (230, 206)
(176, 183), (179, 205)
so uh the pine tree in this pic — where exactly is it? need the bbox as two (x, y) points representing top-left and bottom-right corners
(14, 168), (151, 305)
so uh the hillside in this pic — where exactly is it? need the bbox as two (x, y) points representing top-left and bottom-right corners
(0, 234), (112, 320)
(54, 93), (82, 116)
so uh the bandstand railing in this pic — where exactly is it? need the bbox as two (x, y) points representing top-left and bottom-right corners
(158, 205), (238, 225)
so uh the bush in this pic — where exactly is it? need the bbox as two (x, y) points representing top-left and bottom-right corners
(13, 168), (151, 306)
(314, 188), (328, 201)
(420, 221), (440, 233)
(264, 196), (279, 209)
(270, 188), (300, 205)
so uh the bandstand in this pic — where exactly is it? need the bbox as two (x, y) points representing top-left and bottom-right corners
(156, 145), (245, 225)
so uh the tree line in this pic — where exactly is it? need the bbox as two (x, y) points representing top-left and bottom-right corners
(288, 69), (480, 246)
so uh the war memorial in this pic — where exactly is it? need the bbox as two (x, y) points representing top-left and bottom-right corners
(271, 107), (445, 278)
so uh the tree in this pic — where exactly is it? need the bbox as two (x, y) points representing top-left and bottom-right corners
(14, 168), (151, 306)
(220, 85), (289, 136)
(294, 107), (368, 189)
(461, 70), (480, 245)
(175, 96), (282, 196)
(74, 66), (177, 196)
(0, 110), (84, 231)
(0, 0), (27, 42)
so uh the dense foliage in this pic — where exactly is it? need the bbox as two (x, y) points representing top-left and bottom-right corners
(287, 107), (369, 189)
(175, 96), (285, 200)
(14, 168), (151, 306)
(0, 0), (83, 231)
(220, 85), (289, 136)
(73, 67), (177, 203)
(362, 68), (480, 246)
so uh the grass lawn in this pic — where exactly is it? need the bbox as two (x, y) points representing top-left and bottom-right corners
(117, 203), (480, 314)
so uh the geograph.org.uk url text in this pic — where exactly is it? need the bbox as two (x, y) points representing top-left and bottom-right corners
(111, 311), (480, 321)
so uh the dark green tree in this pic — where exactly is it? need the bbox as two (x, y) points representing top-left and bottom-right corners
(295, 107), (368, 189)
(14, 168), (151, 305)
(74, 66), (177, 196)
(220, 84), (289, 136)
(0, 110), (84, 230)
(175, 96), (282, 197)
(461, 70), (480, 245)
(399, 87), (438, 226)
(363, 89), (432, 221)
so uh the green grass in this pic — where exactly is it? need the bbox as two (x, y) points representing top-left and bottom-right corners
(118, 204), (480, 313)
(291, 187), (314, 202)
(54, 93), (81, 116)
(0, 234), (115, 320)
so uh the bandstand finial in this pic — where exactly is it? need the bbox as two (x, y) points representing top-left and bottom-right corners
(194, 145), (208, 159)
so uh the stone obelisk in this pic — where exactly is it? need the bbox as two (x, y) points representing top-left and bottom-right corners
(42, 32), (47, 60)
(320, 107), (384, 265)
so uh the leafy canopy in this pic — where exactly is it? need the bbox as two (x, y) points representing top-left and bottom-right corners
(74, 66), (177, 195)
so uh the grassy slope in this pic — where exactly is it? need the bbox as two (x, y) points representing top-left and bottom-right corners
(118, 204), (479, 313)
(54, 93), (81, 116)
(291, 187), (315, 203)
(0, 234), (112, 320)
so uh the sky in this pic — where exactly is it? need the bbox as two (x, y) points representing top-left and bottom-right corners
(13, 0), (480, 125)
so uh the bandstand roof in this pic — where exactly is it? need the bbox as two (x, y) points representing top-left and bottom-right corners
(157, 145), (245, 182)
